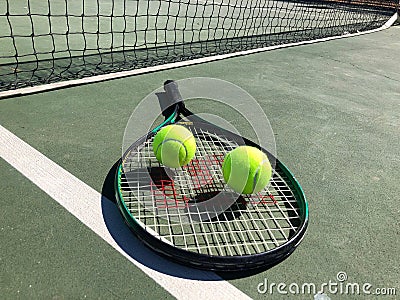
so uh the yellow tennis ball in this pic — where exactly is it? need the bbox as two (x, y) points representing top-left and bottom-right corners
(222, 145), (272, 194)
(153, 124), (196, 168)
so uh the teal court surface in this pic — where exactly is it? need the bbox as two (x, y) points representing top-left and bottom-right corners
(1, 9), (399, 300)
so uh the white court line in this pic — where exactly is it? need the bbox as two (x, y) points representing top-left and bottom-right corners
(0, 124), (251, 300)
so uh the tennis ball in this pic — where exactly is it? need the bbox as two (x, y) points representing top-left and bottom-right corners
(153, 124), (196, 168)
(222, 145), (272, 194)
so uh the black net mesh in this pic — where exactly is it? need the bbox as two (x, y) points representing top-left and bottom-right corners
(0, 0), (398, 91)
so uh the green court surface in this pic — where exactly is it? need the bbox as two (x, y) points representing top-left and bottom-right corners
(1, 25), (399, 299)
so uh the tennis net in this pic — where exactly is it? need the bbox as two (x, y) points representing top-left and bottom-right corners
(0, 0), (398, 92)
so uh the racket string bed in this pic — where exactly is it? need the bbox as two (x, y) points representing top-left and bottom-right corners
(120, 124), (303, 257)
(161, 128), (266, 256)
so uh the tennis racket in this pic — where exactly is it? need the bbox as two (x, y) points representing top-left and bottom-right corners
(115, 80), (308, 271)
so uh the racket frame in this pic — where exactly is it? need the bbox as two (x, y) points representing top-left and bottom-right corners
(115, 81), (309, 271)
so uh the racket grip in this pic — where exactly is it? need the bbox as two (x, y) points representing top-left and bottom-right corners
(164, 80), (184, 105)
(156, 80), (185, 119)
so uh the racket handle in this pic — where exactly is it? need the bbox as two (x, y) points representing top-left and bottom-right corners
(156, 80), (185, 120)
(164, 80), (184, 105)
